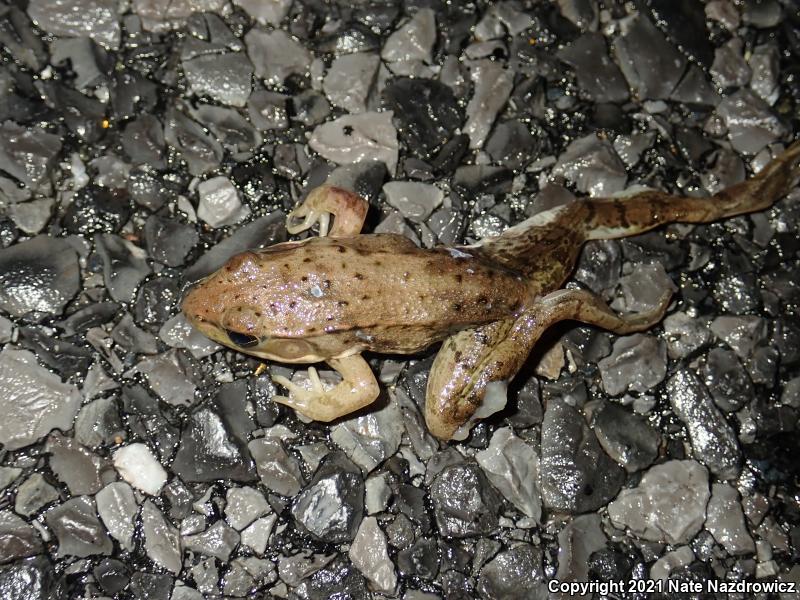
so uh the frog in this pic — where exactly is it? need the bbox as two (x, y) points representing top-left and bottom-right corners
(182, 141), (800, 440)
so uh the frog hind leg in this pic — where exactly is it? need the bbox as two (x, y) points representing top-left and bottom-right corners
(271, 353), (380, 422)
(584, 139), (800, 240)
(425, 287), (672, 440)
(473, 140), (800, 282)
(286, 185), (369, 237)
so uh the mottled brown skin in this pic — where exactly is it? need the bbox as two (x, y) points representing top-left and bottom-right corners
(183, 141), (800, 440)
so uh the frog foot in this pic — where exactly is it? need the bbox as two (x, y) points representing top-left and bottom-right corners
(270, 355), (380, 422)
(286, 203), (332, 236)
(271, 366), (326, 417)
(285, 185), (368, 237)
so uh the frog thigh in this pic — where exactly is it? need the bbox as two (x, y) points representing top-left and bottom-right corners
(271, 353), (379, 422)
(425, 287), (673, 441)
(286, 185), (369, 237)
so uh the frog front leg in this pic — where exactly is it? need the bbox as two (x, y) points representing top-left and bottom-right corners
(426, 287), (673, 440)
(271, 353), (380, 422)
(286, 185), (369, 237)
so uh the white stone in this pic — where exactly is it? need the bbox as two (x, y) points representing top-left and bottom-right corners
(197, 176), (250, 228)
(113, 443), (168, 496)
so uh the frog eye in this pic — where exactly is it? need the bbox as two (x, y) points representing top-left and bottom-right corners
(225, 330), (260, 348)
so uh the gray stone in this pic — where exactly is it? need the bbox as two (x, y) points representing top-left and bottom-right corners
(14, 473), (59, 517)
(164, 107), (223, 176)
(382, 181), (443, 223)
(135, 350), (196, 407)
(225, 486), (270, 531)
(96, 482), (138, 551)
(608, 460), (710, 544)
(705, 483), (755, 556)
(132, 0), (226, 32)
(233, 0), (291, 26)
(667, 369), (742, 479)
(711, 37), (751, 89)
(121, 115), (165, 168)
(431, 463), (502, 537)
(381, 8), (436, 70)
(749, 43), (780, 104)
(323, 53), (380, 114)
(554, 514), (607, 600)
(171, 408), (256, 483)
(0, 467), (21, 492)
(245, 28), (312, 86)
(94, 234), (151, 303)
(46, 432), (111, 496)
(552, 134), (627, 197)
(348, 517), (396, 594)
(142, 500), (182, 574)
(599, 334), (667, 396)
(0, 346), (81, 450)
(557, 32), (629, 104)
(248, 438), (304, 496)
(463, 59), (513, 149)
(46, 496), (113, 557)
(716, 89), (787, 155)
(0, 511), (42, 563)
(710, 315), (767, 359)
(663, 311), (712, 359)
(540, 398), (624, 513)
(159, 314), (221, 358)
(330, 399), (403, 473)
(309, 111), (399, 175)
(614, 12), (687, 100)
(247, 90), (288, 131)
(183, 520), (240, 561)
(475, 427), (541, 522)
(183, 53), (253, 107)
(0, 236), (79, 317)
(27, 0), (120, 49)
(241, 514), (277, 555)
(8, 199), (53, 235)
(617, 263), (676, 314)
(700, 348), (754, 412)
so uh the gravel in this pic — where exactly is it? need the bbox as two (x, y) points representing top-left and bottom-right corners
(0, 1), (797, 596)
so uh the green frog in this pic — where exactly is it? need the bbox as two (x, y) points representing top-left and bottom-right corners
(182, 141), (800, 440)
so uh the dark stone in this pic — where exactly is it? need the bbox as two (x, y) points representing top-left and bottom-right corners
(540, 398), (625, 513)
(63, 186), (132, 236)
(397, 537), (440, 580)
(0, 557), (65, 600)
(383, 77), (464, 160)
(144, 215), (199, 267)
(129, 572), (173, 600)
(293, 556), (370, 600)
(172, 408), (256, 483)
(645, 0), (714, 67)
(134, 276), (179, 326)
(430, 463), (502, 538)
(93, 559), (130, 595)
(700, 348), (754, 413)
(292, 452), (364, 543)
